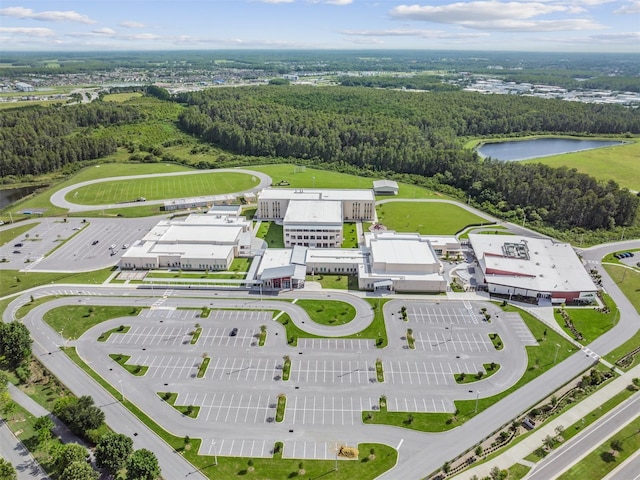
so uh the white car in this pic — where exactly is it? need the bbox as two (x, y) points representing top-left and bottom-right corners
(122, 244), (129, 249)
(110, 244), (116, 249)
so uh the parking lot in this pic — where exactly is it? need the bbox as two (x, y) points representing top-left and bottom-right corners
(82, 299), (531, 460)
(0, 217), (158, 272)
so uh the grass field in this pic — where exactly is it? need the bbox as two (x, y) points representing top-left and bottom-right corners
(555, 294), (618, 344)
(0, 99), (67, 110)
(377, 202), (488, 235)
(67, 171), (260, 205)
(256, 222), (284, 247)
(305, 274), (359, 290)
(250, 163), (441, 200)
(343, 223), (359, 248)
(523, 138), (640, 191)
(103, 92), (143, 102)
(43, 305), (141, 340)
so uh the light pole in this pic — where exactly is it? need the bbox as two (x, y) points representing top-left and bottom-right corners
(59, 329), (64, 348)
(450, 323), (453, 342)
(554, 343), (561, 364)
(474, 391), (480, 414)
(312, 176), (315, 189)
(213, 440), (218, 466)
(335, 446), (338, 471)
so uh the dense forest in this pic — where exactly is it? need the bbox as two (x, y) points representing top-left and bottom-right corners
(0, 103), (144, 178)
(175, 86), (639, 230)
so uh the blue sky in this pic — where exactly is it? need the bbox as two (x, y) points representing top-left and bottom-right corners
(1, 0), (638, 52)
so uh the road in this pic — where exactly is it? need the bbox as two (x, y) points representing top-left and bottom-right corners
(0, 416), (49, 480)
(49, 168), (272, 212)
(526, 393), (640, 480)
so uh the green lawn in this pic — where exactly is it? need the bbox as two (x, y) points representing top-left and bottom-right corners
(63, 347), (398, 479)
(0, 267), (115, 297)
(455, 363), (500, 384)
(295, 299), (356, 325)
(342, 223), (359, 248)
(523, 137), (640, 191)
(555, 294), (618, 344)
(98, 325), (131, 342)
(558, 415), (640, 480)
(43, 305), (140, 340)
(364, 304), (577, 432)
(305, 274), (359, 290)
(67, 171), (260, 205)
(377, 202), (488, 235)
(603, 264), (640, 314)
(0, 223), (39, 247)
(256, 222), (284, 247)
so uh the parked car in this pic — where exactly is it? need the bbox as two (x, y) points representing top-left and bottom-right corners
(110, 244), (117, 249)
(92, 240), (99, 245)
(122, 244), (129, 249)
(14, 243), (23, 247)
(13, 250), (21, 254)
(230, 328), (238, 337)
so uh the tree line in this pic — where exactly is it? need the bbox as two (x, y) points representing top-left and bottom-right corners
(0, 102), (144, 178)
(175, 85), (639, 230)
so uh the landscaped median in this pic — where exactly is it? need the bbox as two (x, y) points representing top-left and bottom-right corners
(109, 354), (147, 376)
(59, 347), (399, 480)
(43, 305), (140, 340)
(157, 392), (200, 419)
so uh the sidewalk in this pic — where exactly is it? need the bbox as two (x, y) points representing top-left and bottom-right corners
(452, 363), (640, 479)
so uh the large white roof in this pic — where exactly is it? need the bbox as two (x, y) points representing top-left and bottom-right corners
(469, 234), (595, 293)
(369, 232), (437, 267)
(122, 241), (233, 260)
(144, 224), (242, 244)
(283, 200), (342, 225)
(259, 188), (375, 202)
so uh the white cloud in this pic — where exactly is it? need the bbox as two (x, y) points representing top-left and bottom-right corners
(614, 0), (640, 13)
(119, 20), (146, 28)
(390, 2), (569, 23)
(0, 26), (55, 36)
(309, 0), (354, 4)
(120, 33), (162, 41)
(0, 6), (95, 24)
(254, 0), (295, 3)
(588, 31), (640, 42)
(340, 28), (489, 39)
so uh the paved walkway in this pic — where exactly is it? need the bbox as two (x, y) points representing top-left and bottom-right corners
(452, 363), (640, 479)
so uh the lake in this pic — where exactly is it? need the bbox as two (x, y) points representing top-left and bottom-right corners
(0, 185), (43, 209)
(477, 138), (624, 161)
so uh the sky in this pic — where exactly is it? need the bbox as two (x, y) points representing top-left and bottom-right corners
(1, 0), (639, 52)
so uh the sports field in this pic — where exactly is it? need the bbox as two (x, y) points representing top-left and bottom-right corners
(66, 171), (261, 205)
(377, 202), (487, 235)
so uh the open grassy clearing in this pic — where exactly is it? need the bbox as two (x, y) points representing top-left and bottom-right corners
(604, 264), (640, 314)
(0, 222), (39, 247)
(364, 304), (577, 432)
(43, 305), (140, 340)
(0, 267), (115, 297)
(67, 171), (260, 205)
(249, 163), (442, 199)
(0, 99), (67, 110)
(377, 202), (488, 235)
(558, 415), (640, 480)
(295, 299), (356, 325)
(305, 274), (359, 290)
(103, 92), (143, 102)
(522, 137), (640, 191)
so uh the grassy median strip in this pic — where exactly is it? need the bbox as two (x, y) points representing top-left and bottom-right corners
(489, 333), (503, 350)
(558, 415), (640, 480)
(190, 326), (202, 345)
(197, 356), (210, 378)
(109, 354), (148, 376)
(157, 392), (200, 419)
(376, 359), (384, 383)
(276, 394), (286, 422)
(98, 325), (130, 342)
(282, 356), (292, 381)
(455, 363), (500, 384)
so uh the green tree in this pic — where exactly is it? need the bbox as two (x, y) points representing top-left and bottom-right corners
(0, 322), (32, 367)
(126, 449), (160, 480)
(0, 458), (17, 480)
(56, 443), (89, 475)
(34, 415), (55, 434)
(95, 432), (133, 475)
(60, 461), (98, 480)
(54, 396), (104, 436)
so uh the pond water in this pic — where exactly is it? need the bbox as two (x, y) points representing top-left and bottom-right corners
(0, 185), (43, 209)
(477, 138), (624, 161)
